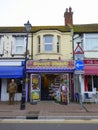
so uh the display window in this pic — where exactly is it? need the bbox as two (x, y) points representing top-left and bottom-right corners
(7, 78), (23, 93)
(84, 75), (98, 92)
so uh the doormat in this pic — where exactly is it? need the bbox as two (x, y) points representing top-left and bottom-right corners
(26, 111), (39, 119)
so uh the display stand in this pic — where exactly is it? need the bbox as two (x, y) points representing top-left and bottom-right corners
(30, 74), (40, 104)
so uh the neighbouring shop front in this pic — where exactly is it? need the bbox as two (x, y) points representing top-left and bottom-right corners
(26, 60), (75, 104)
(0, 60), (24, 101)
(84, 60), (98, 95)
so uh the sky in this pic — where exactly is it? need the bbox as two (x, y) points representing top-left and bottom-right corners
(0, 0), (98, 26)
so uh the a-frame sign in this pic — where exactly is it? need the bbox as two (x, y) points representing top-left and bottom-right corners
(74, 42), (84, 60)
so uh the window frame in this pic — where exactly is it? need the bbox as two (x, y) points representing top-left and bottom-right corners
(57, 35), (60, 53)
(44, 35), (53, 52)
(12, 35), (26, 55)
(0, 37), (4, 55)
(84, 34), (98, 51)
(37, 36), (41, 53)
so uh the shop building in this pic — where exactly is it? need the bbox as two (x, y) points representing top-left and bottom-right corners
(0, 7), (74, 102)
(1, 7), (98, 103)
(0, 60), (24, 101)
(25, 7), (74, 103)
(73, 29), (98, 102)
(26, 60), (75, 103)
(0, 31), (32, 101)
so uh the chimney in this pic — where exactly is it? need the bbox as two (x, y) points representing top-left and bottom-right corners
(64, 7), (73, 25)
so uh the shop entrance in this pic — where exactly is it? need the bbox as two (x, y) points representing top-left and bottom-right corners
(41, 73), (71, 101)
(29, 73), (74, 103)
(41, 74), (61, 100)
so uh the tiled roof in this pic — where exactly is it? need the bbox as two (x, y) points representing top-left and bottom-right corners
(0, 24), (98, 33)
(0, 26), (70, 33)
(73, 24), (98, 33)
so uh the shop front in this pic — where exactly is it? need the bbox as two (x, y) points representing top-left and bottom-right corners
(83, 60), (98, 102)
(26, 60), (75, 104)
(0, 60), (24, 101)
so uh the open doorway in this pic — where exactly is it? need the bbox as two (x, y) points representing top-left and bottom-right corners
(41, 73), (63, 100)
(40, 73), (74, 102)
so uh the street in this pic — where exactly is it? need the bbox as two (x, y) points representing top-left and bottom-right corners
(0, 119), (98, 130)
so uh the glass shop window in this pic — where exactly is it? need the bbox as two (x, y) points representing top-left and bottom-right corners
(7, 78), (23, 93)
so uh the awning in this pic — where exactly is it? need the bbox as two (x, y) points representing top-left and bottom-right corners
(26, 68), (74, 73)
(0, 66), (24, 78)
(84, 65), (98, 75)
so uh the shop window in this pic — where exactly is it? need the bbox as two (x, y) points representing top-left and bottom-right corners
(93, 76), (98, 91)
(85, 75), (98, 92)
(84, 76), (92, 91)
(7, 78), (23, 93)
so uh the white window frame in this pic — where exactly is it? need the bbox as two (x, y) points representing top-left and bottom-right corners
(44, 35), (53, 52)
(12, 36), (26, 55)
(84, 34), (98, 51)
(0, 37), (4, 55)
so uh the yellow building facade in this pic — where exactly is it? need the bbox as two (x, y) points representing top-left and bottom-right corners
(32, 29), (73, 60)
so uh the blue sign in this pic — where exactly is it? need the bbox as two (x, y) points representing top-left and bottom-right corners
(75, 60), (84, 70)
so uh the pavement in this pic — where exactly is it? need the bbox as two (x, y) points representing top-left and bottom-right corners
(0, 101), (98, 120)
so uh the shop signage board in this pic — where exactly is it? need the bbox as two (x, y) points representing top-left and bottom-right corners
(26, 60), (74, 69)
(84, 60), (98, 64)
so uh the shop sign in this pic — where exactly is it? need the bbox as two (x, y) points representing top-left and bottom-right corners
(26, 60), (74, 69)
(0, 61), (22, 66)
(84, 60), (98, 64)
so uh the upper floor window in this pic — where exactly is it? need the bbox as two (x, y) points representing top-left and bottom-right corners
(0, 37), (3, 55)
(38, 36), (40, 53)
(44, 35), (53, 52)
(57, 36), (60, 53)
(84, 34), (98, 51)
(12, 36), (26, 54)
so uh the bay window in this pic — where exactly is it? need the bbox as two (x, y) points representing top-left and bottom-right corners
(44, 35), (53, 52)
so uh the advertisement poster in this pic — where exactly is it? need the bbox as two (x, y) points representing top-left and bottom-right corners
(32, 91), (40, 100)
(32, 75), (39, 90)
(30, 74), (40, 103)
